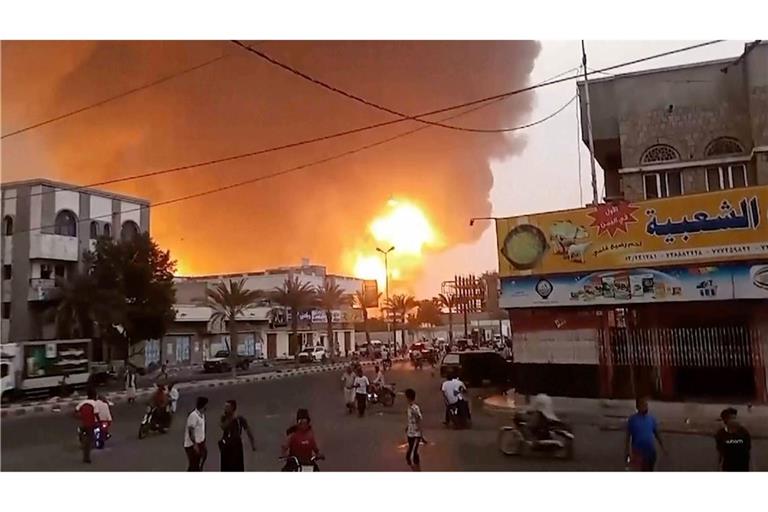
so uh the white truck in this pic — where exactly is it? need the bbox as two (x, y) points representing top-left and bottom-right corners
(1, 339), (92, 403)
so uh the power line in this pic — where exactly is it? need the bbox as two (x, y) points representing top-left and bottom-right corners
(17, 91), (578, 236)
(4, 40), (723, 199)
(1, 53), (230, 139)
(231, 40), (566, 134)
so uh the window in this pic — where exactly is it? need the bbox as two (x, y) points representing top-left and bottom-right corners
(2, 215), (13, 236)
(1, 302), (10, 319)
(706, 164), (749, 191)
(103, 223), (111, 238)
(3, 265), (11, 280)
(40, 264), (52, 280)
(120, 220), (139, 242)
(640, 144), (680, 165)
(644, 171), (683, 199)
(54, 264), (66, 278)
(54, 210), (77, 237)
(705, 137), (744, 157)
(1, 362), (8, 378)
(89, 221), (99, 239)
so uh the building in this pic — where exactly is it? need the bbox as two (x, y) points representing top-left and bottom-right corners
(146, 260), (363, 369)
(497, 43), (768, 403)
(1, 179), (150, 343)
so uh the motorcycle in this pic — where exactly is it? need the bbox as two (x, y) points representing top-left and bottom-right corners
(138, 406), (170, 439)
(280, 455), (324, 472)
(445, 399), (471, 429)
(93, 421), (111, 449)
(382, 358), (393, 371)
(498, 411), (574, 459)
(367, 383), (396, 407)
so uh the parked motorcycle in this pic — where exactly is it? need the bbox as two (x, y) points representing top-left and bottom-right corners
(138, 406), (170, 439)
(498, 410), (574, 459)
(368, 383), (396, 407)
(280, 455), (324, 472)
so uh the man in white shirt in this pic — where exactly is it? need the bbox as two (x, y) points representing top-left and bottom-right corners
(353, 367), (370, 418)
(184, 396), (208, 471)
(441, 372), (467, 425)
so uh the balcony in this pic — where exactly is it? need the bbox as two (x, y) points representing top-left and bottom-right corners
(29, 233), (79, 262)
(29, 278), (58, 301)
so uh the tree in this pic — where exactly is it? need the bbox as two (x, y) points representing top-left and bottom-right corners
(416, 298), (443, 327)
(87, 232), (177, 365)
(385, 294), (416, 349)
(438, 293), (459, 343)
(315, 278), (350, 358)
(271, 276), (316, 356)
(201, 278), (263, 377)
(46, 271), (99, 339)
(354, 290), (381, 348)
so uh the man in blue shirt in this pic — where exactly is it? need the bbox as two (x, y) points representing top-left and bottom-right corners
(625, 396), (666, 471)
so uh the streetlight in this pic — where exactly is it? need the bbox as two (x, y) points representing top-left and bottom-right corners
(376, 246), (395, 348)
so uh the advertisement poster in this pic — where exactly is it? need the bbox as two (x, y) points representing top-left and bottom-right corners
(496, 186), (768, 278)
(500, 263), (768, 308)
(23, 341), (89, 379)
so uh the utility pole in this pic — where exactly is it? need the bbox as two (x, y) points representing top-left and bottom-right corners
(581, 40), (599, 205)
(376, 246), (395, 348)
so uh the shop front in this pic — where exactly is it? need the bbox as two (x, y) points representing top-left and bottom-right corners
(498, 186), (768, 402)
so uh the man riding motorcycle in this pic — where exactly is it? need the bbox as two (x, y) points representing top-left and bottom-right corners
(149, 384), (171, 431)
(282, 408), (323, 471)
(527, 394), (561, 440)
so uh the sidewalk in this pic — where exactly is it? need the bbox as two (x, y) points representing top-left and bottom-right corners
(1, 359), (383, 419)
(483, 393), (768, 438)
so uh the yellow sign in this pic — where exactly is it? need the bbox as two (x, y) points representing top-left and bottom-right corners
(496, 186), (768, 277)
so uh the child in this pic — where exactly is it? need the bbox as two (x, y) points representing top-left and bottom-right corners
(404, 388), (423, 470)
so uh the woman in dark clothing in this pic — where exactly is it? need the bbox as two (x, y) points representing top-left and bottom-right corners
(219, 400), (255, 471)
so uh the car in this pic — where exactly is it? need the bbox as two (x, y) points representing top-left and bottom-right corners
(409, 342), (436, 361)
(297, 346), (327, 363)
(203, 350), (252, 373)
(440, 350), (514, 388)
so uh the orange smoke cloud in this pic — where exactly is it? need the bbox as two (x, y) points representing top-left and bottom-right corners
(2, 41), (541, 289)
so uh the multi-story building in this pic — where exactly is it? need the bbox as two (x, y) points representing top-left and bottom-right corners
(149, 260), (363, 369)
(497, 43), (768, 403)
(1, 179), (150, 343)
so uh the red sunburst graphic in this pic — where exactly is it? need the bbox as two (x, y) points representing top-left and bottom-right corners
(587, 201), (639, 236)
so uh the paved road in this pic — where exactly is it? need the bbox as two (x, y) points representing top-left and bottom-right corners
(2, 362), (766, 471)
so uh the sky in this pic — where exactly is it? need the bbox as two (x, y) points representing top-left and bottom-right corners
(417, 40), (749, 297)
(0, 40), (749, 298)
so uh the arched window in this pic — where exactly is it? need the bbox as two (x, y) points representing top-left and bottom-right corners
(103, 223), (112, 239)
(121, 220), (140, 242)
(640, 144), (680, 165)
(2, 215), (12, 236)
(705, 137), (744, 157)
(54, 210), (77, 237)
(89, 221), (99, 239)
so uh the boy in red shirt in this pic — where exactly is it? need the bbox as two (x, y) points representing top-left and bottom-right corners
(282, 408), (323, 471)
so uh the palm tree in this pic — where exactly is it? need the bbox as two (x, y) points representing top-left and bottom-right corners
(385, 294), (416, 349)
(201, 278), (263, 377)
(416, 298), (443, 327)
(271, 276), (317, 357)
(315, 278), (350, 358)
(438, 293), (459, 343)
(353, 290), (381, 348)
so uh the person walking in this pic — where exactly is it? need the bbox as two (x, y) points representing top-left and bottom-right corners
(404, 388), (424, 471)
(353, 366), (370, 418)
(715, 407), (751, 471)
(218, 400), (256, 471)
(125, 367), (137, 404)
(625, 396), (666, 471)
(184, 396), (208, 471)
(341, 366), (356, 414)
(168, 382), (179, 414)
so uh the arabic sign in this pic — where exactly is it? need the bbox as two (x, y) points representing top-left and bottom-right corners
(499, 263), (768, 308)
(23, 341), (90, 379)
(496, 186), (768, 277)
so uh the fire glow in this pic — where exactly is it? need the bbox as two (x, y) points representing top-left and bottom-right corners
(351, 198), (441, 292)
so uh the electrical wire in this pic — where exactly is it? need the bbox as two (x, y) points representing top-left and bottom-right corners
(16, 91), (579, 235)
(4, 40), (723, 199)
(1, 53), (229, 139)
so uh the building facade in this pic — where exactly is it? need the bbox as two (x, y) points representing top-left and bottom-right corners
(498, 44), (768, 403)
(1, 179), (150, 343)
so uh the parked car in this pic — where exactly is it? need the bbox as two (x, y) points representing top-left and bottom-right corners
(203, 350), (252, 373)
(440, 350), (514, 387)
(298, 346), (327, 363)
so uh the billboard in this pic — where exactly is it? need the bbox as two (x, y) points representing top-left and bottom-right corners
(362, 279), (379, 308)
(499, 262), (768, 308)
(496, 186), (768, 278)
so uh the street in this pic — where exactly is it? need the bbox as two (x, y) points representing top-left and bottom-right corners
(2, 361), (766, 471)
